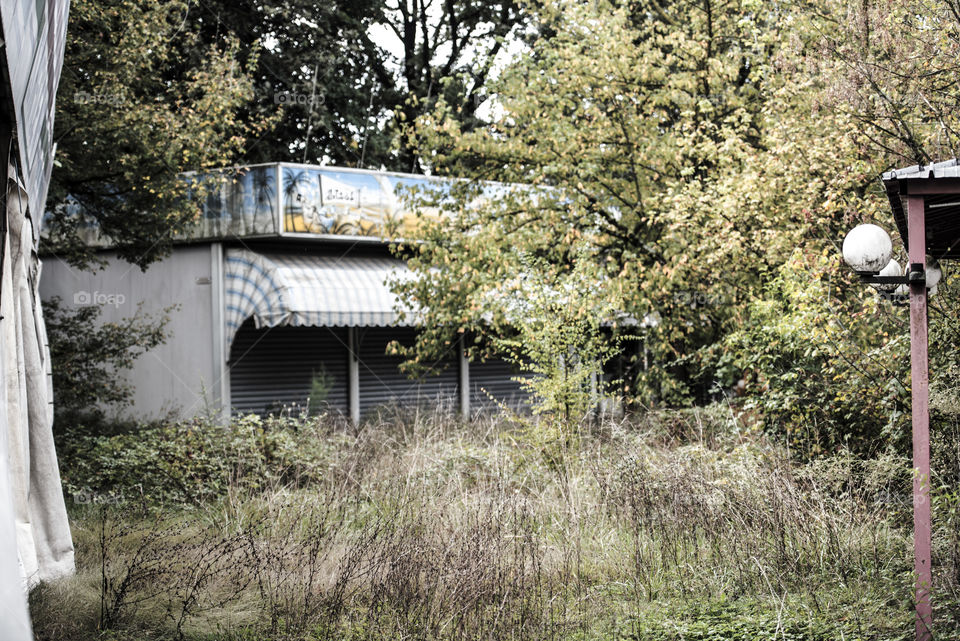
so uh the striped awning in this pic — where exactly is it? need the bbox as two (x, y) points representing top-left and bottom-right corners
(224, 249), (414, 346)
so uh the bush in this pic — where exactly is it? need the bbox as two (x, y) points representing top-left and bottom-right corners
(490, 250), (633, 431)
(710, 249), (910, 457)
(632, 599), (908, 641)
(307, 367), (335, 415)
(44, 296), (171, 434)
(57, 413), (343, 507)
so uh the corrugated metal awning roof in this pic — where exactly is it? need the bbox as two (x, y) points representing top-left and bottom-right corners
(882, 158), (960, 260)
(881, 158), (960, 181)
(224, 249), (414, 347)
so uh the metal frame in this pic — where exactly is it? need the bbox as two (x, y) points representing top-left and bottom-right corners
(868, 179), (940, 640)
(858, 262), (926, 286)
(907, 196), (933, 641)
(904, 177), (960, 195)
(458, 335), (470, 419)
(210, 242), (229, 421)
(347, 327), (360, 425)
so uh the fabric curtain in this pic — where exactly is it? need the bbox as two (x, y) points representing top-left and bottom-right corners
(0, 166), (74, 638)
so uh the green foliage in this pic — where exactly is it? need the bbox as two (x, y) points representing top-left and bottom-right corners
(57, 414), (333, 506)
(43, 297), (171, 433)
(490, 251), (631, 426)
(47, 0), (269, 268)
(925, 274), (960, 444)
(712, 249), (909, 457)
(307, 368), (335, 416)
(394, 0), (888, 407)
(630, 598), (910, 640)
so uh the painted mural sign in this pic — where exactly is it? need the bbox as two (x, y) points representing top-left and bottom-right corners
(280, 165), (444, 238)
(192, 165), (279, 239)
(43, 162), (488, 246)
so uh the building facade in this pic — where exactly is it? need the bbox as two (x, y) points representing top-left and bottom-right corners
(40, 163), (530, 422)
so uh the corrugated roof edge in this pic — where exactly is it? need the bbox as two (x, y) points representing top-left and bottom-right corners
(882, 158), (960, 182)
(879, 158), (960, 254)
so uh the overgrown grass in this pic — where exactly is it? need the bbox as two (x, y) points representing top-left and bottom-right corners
(30, 406), (958, 640)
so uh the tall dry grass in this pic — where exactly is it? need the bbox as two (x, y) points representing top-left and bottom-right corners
(30, 406), (944, 640)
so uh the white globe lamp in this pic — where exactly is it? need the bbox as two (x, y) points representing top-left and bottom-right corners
(870, 259), (902, 293)
(842, 224), (893, 274)
(925, 257), (942, 290)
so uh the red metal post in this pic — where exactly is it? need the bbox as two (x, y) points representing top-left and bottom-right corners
(907, 195), (932, 640)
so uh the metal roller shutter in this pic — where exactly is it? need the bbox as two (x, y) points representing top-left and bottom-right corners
(229, 320), (349, 416)
(470, 360), (532, 411)
(357, 327), (459, 416)
(228, 321), (530, 418)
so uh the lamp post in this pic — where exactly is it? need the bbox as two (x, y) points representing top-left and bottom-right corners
(843, 217), (941, 641)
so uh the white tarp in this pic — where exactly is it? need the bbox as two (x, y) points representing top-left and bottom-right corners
(0, 169), (74, 639)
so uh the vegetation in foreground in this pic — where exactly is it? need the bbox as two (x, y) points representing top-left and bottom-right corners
(30, 406), (960, 640)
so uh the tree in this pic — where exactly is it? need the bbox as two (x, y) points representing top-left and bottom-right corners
(44, 297), (170, 433)
(45, 0), (265, 269)
(378, 0), (529, 172)
(393, 0), (879, 405)
(817, 0), (960, 165)
(182, 0), (396, 168)
(199, 0), (530, 171)
(488, 249), (632, 425)
(45, 0), (533, 268)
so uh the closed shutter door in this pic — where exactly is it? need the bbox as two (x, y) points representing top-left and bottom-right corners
(229, 320), (349, 416)
(357, 327), (458, 415)
(470, 360), (531, 411)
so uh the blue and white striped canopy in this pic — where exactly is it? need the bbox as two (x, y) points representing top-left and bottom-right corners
(224, 249), (414, 347)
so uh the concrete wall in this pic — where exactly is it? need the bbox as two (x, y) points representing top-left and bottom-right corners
(39, 244), (224, 420)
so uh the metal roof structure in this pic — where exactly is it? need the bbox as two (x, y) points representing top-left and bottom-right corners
(882, 158), (960, 260)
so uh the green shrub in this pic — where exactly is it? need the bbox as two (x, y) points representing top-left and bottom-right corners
(44, 296), (172, 435)
(491, 250), (633, 429)
(307, 367), (335, 416)
(631, 599), (909, 641)
(710, 249), (909, 458)
(57, 413), (338, 507)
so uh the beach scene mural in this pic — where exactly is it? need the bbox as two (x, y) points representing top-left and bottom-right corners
(194, 164), (280, 238)
(42, 163), (472, 245)
(280, 165), (445, 238)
